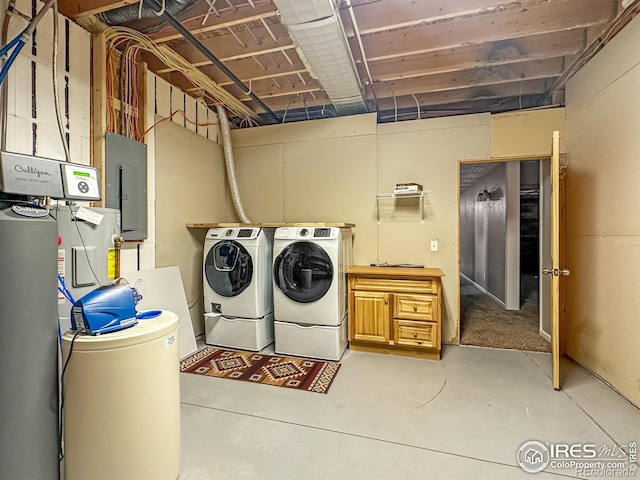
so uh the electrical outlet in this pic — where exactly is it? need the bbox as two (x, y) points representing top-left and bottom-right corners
(430, 240), (438, 252)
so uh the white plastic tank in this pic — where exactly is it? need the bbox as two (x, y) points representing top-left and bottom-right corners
(61, 310), (180, 480)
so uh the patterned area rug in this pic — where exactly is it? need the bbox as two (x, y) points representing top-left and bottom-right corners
(180, 347), (341, 394)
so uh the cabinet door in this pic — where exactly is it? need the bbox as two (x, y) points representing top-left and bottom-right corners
(351, 291), (389, 344)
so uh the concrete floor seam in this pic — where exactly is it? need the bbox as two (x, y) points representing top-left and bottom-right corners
(180, 400), (577, 478)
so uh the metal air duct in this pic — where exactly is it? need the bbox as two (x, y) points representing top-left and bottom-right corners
(273, 0), (368, 116)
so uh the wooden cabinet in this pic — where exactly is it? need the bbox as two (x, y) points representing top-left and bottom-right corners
(347, 266), (444, 360)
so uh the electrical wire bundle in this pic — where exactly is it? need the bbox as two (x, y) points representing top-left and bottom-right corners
(104, 26), (258, 130)
(0, 0), (56, 84)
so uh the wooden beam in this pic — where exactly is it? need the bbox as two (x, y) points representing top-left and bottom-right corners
(153, 45), (296, 73)
(343, 0), (567, 36)
(150, 3), (279, 44)
(147, 22), (293, 72)
(374, 58), (564, 98)
(216, 69), (309, 87)
(244, 92), (331, 114)
(360, 0), (614, 62)
(374, 78), (551, 110)
(343, 0), (617, 38)
(153, 68), (321, 106)
(56, 0), (135, 19)
(369, 30), (583, 82)
(223, 72), (320, 99)
(376, 95), (548, 121)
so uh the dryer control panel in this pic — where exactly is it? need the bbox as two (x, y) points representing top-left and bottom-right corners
(314, 228), (332, 238)
(274, 227), (339, 240)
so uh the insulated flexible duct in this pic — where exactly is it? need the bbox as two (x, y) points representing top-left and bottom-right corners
(216, 104), (251, 223)
(99, 0), (195, 28)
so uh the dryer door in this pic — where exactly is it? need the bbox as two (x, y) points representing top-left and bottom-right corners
(274, 241), (333, 303)
(205, 240), (253, 297)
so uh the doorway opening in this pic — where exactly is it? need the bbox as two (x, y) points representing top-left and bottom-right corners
(459, 159), (550, 352)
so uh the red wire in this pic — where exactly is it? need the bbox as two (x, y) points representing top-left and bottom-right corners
(140, 110), (220, 140)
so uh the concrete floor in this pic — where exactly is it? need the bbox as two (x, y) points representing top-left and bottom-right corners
(179, 344), (640, 480)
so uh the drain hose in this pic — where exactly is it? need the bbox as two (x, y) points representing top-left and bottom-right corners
(216, 104), (251, 223)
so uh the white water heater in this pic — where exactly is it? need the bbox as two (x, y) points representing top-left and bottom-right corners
(53, 205), (120, 333)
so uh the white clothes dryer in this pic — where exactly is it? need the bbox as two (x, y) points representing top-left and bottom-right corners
(203, 227), (274, 351)
(272, 226), (352, 360)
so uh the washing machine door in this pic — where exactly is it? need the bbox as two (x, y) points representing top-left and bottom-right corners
(205, 241), (253, 297)
(273, 241), (333, 303)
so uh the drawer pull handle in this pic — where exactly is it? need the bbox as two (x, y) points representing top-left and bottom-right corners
(384, 299), (388, 305)
(413, 305), (417, 312)
(413, 332), (418, 338)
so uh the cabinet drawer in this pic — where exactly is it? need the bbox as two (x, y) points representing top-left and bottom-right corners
(394, 320), (438, 349)
(394, 294), (437, 321)
(352, 277), (436, 294)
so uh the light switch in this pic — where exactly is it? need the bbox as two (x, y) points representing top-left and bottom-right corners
(430, 240), (439, 252)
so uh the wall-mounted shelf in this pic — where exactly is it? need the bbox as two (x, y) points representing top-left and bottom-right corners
(374, 192), (430, 223)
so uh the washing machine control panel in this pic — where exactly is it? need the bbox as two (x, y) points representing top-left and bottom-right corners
(206, 227), (261, 240)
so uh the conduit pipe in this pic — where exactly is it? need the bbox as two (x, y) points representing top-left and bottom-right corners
(149, 0), (279, 123)
(344, 0), (373, 87)
(216, 104), (251, 223)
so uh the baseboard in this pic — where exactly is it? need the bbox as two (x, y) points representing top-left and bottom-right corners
(539, 330), (551, 342)
(460, 272), (506, 308)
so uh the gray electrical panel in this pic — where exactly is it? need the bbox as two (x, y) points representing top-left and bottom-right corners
(105, 132), (147, 241)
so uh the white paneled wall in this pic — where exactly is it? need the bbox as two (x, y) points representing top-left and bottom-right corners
(119, 72), (221, 274)
(5, 0), (90, 164)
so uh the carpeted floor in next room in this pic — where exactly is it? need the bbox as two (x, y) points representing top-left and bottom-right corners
(460, 274), (551, 352)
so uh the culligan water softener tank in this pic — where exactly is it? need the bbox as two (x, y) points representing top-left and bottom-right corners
(62, 310), (180, 480)
(0, 204), (59, 480)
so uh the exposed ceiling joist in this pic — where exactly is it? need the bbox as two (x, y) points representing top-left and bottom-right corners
(344, 0), (568, 36)
(374, 58), (564, 98)
(367, 30), (583, 82)
(361, 0), (615, 62)
(150, 3), (279, 43)
(375, 78), (551, 111)
(55, 0), (632, 124)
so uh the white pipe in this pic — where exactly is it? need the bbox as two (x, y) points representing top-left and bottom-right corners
(216, 104), (252, 223)
(344, 0), (373, 86)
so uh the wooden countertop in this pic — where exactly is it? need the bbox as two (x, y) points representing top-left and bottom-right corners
(346, 265), (445, 278)
(187, 222), (355, 228)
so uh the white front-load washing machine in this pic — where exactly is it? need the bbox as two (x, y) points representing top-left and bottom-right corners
(272, 226), (352, 360)
(203, 227), (274, 351)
